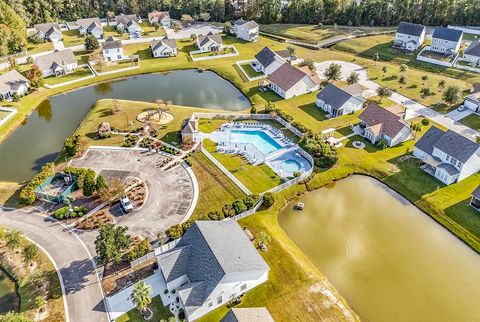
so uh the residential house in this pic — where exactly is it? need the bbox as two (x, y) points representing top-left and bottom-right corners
(101, 37), (125, 62)
(463, 85), (480, 113)
(253, 46), (287, 76)
(461, 39), (480, 67)
(358, 103), (412, 147)
(181, 118), (198, 143)
(0, 70), (29, 101)
(393, 21), (426, 51)
(430, 27), (463, 55)
(196, 32), (223, 52)
(148, 10), (171, 27)
(115, 14), (142, 38)
(267, 63), (320, 99)
(156, 221), (269, 322)
(233, 20), (259, 42)
(316, 83), (364, 117)
(150, 37), (177, 57)
(470, 185), (480, 211)
(413, 126), (480, 185)
(76, 17), (103, 39)
(34, 22), (62, 42)
(221, 308), (275, 322)
(34, 49), (78, 78)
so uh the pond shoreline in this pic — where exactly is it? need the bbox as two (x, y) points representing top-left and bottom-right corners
(0, 264), (21, 314)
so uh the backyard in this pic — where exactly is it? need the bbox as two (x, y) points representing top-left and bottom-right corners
(43, 67), (93, 86)
(238, 62), (264, 78)
(190, 46), (237, 59)
(93, 60), (136, 73)
(116, 296), (172, 322)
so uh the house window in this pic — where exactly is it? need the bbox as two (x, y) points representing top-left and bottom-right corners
(117, 55), (121, 59)
(217, 295), (222, 304)
(241, 284), (247, 291)
(208, 302), (213, 307)
(105, 49), (109, 54)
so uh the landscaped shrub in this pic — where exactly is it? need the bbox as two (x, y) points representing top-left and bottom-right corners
(128, 238), (152, 262)
(263, 192), (275, 208)
(53, 207), (70, 220)
(63, 167), (96, 192)
(139, 137), (154, 148)
(243, 194), (259, 209)
(207, 209), (224, 221)
(299, 133), (339, 168)
(122, 134), (139, 147)
(222, 204), (236, 218)
(421, 118), (430, 126)
(181, 219), (194, 232)
(83, 169), (96, 196)
(52, 206), (88, 220)
(232, 200), (247, 214)
(96, 175), (108, 191)
(20, 163), (55, 205)
(291, 121), (307, 133)
(184, 158), (193, 166)
(165, 224), (183, 240)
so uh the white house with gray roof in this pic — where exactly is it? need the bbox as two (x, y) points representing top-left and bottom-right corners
(156, 221), (269, 322)
(316, 83), (364, 117)
(76, 17), (103, 39)
(196, 32), (224, 52)
(253, 46), (287, 76)
(233, 20), (259, 42)
(461, 39), (480, 67)
(148, 10), (171, 27)
(34, 22), (63, 42)
(394, 22), (426, 51)
(34, 49), (78, 77)
(413, 126), (480, 185)
(267, 63), (320, 99)
(430, 27), (463, 55)
(150, 37), (177, 57)
(101, 37), (125, 62)
(0, 70), (29, 101)
(115, 14), (142, 38)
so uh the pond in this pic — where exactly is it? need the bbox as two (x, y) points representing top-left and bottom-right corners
(279, 175), (480, 322)
(0, 70), (250, 182)
(0, 268), (19, 314)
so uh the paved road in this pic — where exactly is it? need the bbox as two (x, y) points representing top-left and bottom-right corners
(315, 60), (479, 140)
(0, 207), (109, 322)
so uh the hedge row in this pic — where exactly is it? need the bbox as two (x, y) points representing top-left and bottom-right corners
(20, 163), (55, 205)
(63, 167), (104, 196)
(165, 194), (261, 240)
(53, 206), (88, 220)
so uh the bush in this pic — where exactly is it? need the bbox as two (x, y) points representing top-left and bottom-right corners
(20, 163), (55, 205)
(232, 200), (247, 214)
(166, 224), (183, 240)
(208, 209), (224, 221)
(184, 158), (193, 166)
(263, 192), (275, 208)
(299, 133), (338, 168)
(53, 206), (87, 220)
(222, 204), (236, 217)
(181, 219), (194, 232)
(64, 135), (79, 156)
(243, 194), (259, 209)
(128, 238), (152, 262)
(421, 118), (430, 126)
(83, 169), (96, 196)
(96, 175), (108, 191)
(53, 207), (70, 220)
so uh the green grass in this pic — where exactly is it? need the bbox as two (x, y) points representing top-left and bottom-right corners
(43, 67), (93, 86)
(260, 24), (395, 43)
(461, 113), (480, 131)
(190, 47), (237, 59)
(103, 26), (130, 40)
(62, 30), (85, 47)
(239, 63), (264, 78)
(191, 152), (246, 219)
(139, 22), (166, 38)
(116, 296), (172, 322)
(94, 60), (136, 73)
(203, 139), (282, 194)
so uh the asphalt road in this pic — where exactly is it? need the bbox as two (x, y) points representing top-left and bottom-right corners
(0, 207), (109, 322)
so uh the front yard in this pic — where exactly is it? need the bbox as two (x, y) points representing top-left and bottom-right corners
(116, 296), (172, 322)
(461, 113), (480, 131)
(43, 67), (93, 86)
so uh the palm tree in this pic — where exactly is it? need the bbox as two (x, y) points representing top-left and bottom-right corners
(411, 123), (422, 139)
(257, 231), (271, 252)
(376, 86), (392, 103)
(131, 281), (152, 316)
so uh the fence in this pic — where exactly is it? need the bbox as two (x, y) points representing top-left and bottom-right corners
(454, 60), (480, 73)
(235, 59), (266, 82)
(189, 45), (239, 62)
(416, 47), (455, 67)
(0, 107), (17, 127)
(130, 239), (180, 268)
(448, 25), (480, 35)
(227, 196), (264, 221)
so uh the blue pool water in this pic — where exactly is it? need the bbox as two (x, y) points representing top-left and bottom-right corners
(281, 160), (302, 173)
(230, 130), (282, 154)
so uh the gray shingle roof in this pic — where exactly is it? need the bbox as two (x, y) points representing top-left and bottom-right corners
(148, 10), (170, 21)
(102, 36), (122, 49)
(316, 83), (360, 110)
(437, 163), (460, 175)
(0, 70), (29, 94)
(115, 14), (138, 25)
(34, 22), (60, 34)
(465, 39), (480, 57)
(432, 27), (463, 42)
(396, 21), (425, 37)
(471, 185), (480, 199)
(359, 103), (410, 138)
(34, 49), (77, 72)
(255, 47), (283, 68)
(234, 20), (258, 30)
(158, 221), (269, 314)
(198, 32), (223, 47)
(77, 17), (101, 30)
(221, 308), (275, 322)
(415, 126), (479, 163)
(151, 37), (177, 51)
(267, 63), (307, 91)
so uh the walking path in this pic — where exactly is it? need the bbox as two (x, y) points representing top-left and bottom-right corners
(315, 61), (479, 140)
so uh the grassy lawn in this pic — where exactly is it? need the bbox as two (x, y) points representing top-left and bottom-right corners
(140, 22), (166, 38)
(260, 24), (395, 43)
(43, 67), (93, 86)
(419, 49), (454, 63)
(191, 152), (246, 219)
(461, 113), (480, 131)
(25, 41), (54, 56)
(190, 47), (237, 59)
(239, 62), (264, 78)
(62, 30), (85, 47)
(116, 296), (172, 322)
(203, 139), (282, 194)
(103, 26), (130, 40)
(94, 60), (136, 73)
(0, 110), (10, 121)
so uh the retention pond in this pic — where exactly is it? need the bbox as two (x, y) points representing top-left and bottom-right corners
(279, 175), (480, 322)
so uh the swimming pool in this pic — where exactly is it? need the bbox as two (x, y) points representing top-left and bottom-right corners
(281, 160), (302, 173)
(230, 130), (282, 155)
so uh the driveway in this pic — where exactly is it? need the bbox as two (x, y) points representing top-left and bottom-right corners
(165, 23), (223, 39)
(315, 60), (479, 139)
(70, 148), (196, 239)
(0, 207), (108, 322)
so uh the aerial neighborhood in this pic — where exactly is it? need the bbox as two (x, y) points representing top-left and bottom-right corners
(1, 2), (480, 322)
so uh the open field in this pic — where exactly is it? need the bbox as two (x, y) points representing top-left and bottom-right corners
(260, 24), (395, 43)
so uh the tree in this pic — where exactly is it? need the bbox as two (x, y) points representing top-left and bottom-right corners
(224, 21), (232, 34)
(438, 79), (446, 91)
(95, 224), (131, 266)
(382, 66), (387, 74)
(96, 175), (108, 191)
(8, 57), (16, 70)
(398, 75), (406, 87)
(421, 75), (429, 85)
(443, 86), (461, 106)
(26, 56), (33, 64)
(83, 169), (96, 196)
(112, 99), (121, 114)
(26, 64), (43, 88)
(287, 46), (296, 56)
(263, 192), (275, 208)
(323, 63), (341, 82)
(232, 200), (247, 214)
(90, 50), (105, 70)
(84, 35), (99, 51)
(222, 203), (236, 217)
(128, 238), (152, 262)
(131, 281), (152, 315)
(0, 312), (31, 322)
(399, 64), (408, 73)
(298, 58), (315, 71)
(346, 71), (359, 85)
(199, 12), (210, 21)
(98, 178), (125, 203)
(181, 14), (194, 25)
(376, 86), (392, 102)
(376, 138), (388, 150)
(23, 244), (38, 264)
(6, 230), (23, 250)
(411, 123), (422, 139)
(420, 87), (433, 98)
(257, 231), (271, 251)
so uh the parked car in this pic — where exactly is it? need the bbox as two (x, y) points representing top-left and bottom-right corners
(457, 105), (466, 112)
(120, 196), (133, 213)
